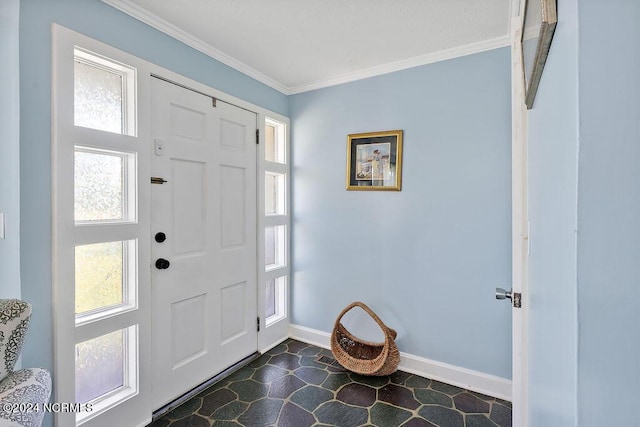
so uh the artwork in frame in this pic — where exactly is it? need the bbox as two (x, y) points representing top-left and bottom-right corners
(346, 130), (403, 191)
(522, 0), (557, 109)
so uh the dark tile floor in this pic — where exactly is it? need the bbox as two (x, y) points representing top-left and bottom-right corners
(149, 339), (512, 427)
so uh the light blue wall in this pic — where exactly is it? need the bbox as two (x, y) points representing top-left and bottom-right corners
(526, 0), (579, 425)
(0, 0), (21, 300)
(19, 0), (287, 390)
(577, 1), (640, 425)
(290, 48), (513, 379)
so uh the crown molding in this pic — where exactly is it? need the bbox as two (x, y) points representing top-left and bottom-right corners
(287, 35), (510, 94)
(102, 0), (290, 94)
(103, 0), (510, 96)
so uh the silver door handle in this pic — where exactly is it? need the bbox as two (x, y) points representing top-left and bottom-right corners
(495, 287), (512, 301)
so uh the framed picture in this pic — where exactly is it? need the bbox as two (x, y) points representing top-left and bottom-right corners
(346, 130), (403, 191)
(522, 0), (557, 109)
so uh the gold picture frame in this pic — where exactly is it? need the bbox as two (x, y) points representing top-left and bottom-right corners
(346, 130), (403, 191)
(522, 0), (558, 109)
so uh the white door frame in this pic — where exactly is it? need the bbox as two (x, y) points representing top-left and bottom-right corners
(52, 25), (154, 427)
(510, 8), (529, 427)
(52, 25), (290, 427)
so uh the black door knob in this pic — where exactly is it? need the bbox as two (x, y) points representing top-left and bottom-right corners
(155, 232), (167, 243)
(155, 258), (170, 270)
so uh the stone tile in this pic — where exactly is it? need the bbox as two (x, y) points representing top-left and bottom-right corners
(228, 379), (268, 403)
(336, 383), (377, 407)
(295, 366), (328, 385)
(369, 402), (412, 426)
(268, 374), (306, 399)
(211, 401), (248, 421)
(430, 380), (464, 396)
(277, 402), (315, 427)
(148, 418), (171, 427)
(490, 402), (513, 427)
(266, 343), (288, 355)
(401, 417), (438, 427)
(237, 398), (283, 426)
(246, 354), (271, 369)
(224, 368), (253, 383)
(268, 353), (301, 370)
(349, 373), (390, 388)
(167, 398), (203, 420)
(405, 375), (431, 389)
(198, 388), (236, 416)
(252, 365), (289, 383)
(298, 346), (322, 356)
(321, 372), (352, 391)
(418, 406), (464, 427)
(389, 370), (412, 385)
(286, 340), (309, 354)
(378, 384), (420, 410)
(169, 414), (210, 427)
(495, 399), (512, 409)
(414, 389), (453, 407)
(470, 391), (496, 402)
(453, 393), (490, 413)
(290, 385), (334, 412)
(315, 401), (369, 427)
(197, 379), (229, 397)
(466, 414), (500, 427)
(299, 355), (327, 368)
(150, 340), (505, 427)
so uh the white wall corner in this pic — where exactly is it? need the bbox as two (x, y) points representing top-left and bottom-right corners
(289, 323), (512, 402)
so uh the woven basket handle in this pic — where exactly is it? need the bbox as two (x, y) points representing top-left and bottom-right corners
(335, 301), (396, 340)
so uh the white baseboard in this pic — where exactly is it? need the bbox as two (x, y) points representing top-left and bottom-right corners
(289, 323), (512, 402)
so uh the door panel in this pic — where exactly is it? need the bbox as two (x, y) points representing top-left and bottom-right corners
(172, 159), (206, 254)
(151, 77), (258, 409)
(215, 101), (259, 369)
(221, 165), (247, 247)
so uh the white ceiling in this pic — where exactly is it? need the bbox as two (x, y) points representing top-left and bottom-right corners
(104, 0), (513, 94)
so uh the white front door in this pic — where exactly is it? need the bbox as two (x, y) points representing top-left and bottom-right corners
(150, 77), (258, 409)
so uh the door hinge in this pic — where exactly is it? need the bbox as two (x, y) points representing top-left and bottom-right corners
(212, 97), (217, 108)
(256, 129), (259, 144)
(513, 292), (522, 308)
(257, 316), (260, 332)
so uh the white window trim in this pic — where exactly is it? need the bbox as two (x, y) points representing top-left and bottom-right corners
(74, 47), (137, 137)
(52, 25), (152, 427)
(258, 117), (291, 349)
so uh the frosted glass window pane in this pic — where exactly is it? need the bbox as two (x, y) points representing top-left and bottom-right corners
(75, 150), (124, 222)
(265, 225), (285, 269)
(74, 60), (124, 133)
(266, 279), (276, 318)
(266, 276), (286, 324)
(265, 122), (285, 164)
(265, 173), (285, 215)
(75, 329), (124, 403)
(75, 241), (124, 315)
(265, 125), (276, 162)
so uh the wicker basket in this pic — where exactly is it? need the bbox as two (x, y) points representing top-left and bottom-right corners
(330, 301), (400, 376)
